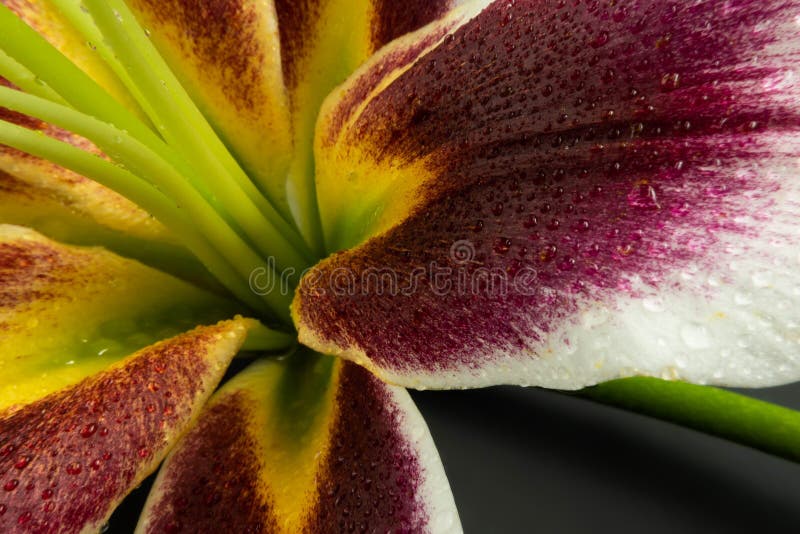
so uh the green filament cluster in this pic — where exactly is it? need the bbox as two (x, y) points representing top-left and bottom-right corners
(0, 1), (315, 323)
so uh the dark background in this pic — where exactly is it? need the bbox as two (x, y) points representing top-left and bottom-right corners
(109, 383), (800, 533)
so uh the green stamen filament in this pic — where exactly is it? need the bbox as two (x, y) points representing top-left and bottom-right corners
(83, 0), (313, 263)
(0, 118), (286, 316)
(0, 49), (66, 104)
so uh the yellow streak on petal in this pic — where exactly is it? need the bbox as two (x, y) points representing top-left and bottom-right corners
(0, 225), (239, 411)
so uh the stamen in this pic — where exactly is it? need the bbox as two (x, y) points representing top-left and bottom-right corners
(0, 1), (330, 324)
(0, 50), (66, 104)
(0, 117), (288, 314)
(83, 0), (314, 267)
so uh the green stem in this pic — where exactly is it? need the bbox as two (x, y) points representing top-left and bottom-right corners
(84, 0), (314, 271)
(576, 377), (800, 463)
(0, 118), (284, 317)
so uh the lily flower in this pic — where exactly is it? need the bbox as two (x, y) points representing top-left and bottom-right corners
(2, 0), (800, 531)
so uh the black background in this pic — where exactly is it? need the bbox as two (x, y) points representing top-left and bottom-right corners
(108, 382), (800, 533)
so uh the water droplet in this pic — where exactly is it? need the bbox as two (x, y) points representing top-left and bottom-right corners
(80, 423), (97, 438)
(642, 298), (665, 313)
(575, 219), (591, 232)
(3, 479), (19, 491)
(17, 511), (32, 525)
(539, 244), (557, 262)
(66, 462), (82, 475)
(628, 183), (660, 209)
(14, 456), (30, 470)
(137, 447), (150, 459)
(493, 238), (512, 255)
(591, 31), (609, 48)
(0, 504), (5, 516)
(752, 271), (773, 288)
(557, 256), (576, 271)
(681, 323), (712, 349)
(41, 489), (54, 500)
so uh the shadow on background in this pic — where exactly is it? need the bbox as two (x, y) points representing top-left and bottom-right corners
(109, 382), (800, 533)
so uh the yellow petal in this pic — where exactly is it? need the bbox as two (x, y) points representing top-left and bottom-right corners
(0, 225), (240, 411)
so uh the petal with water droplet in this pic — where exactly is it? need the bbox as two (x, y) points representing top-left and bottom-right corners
(297, 0), (800, 390)
(136, 353), (460, 533)
(0, 225), (240, 410)
(0, 318), (249, 534)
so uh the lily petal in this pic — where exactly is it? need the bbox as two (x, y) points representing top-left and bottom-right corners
(297, 0), (800, 389)
(0, 169), (216, 287)
(123, 0), (293, 214)
(136, 354), (460, 533)
(0, 318), (249, 533)
(0, 225), (239, 410)
(274, 0), (461, 244)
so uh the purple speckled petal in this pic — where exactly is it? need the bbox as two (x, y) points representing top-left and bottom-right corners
(296, 0), (800, 389)
(0, 320), (248, 534)
(136, 355), (460, 533)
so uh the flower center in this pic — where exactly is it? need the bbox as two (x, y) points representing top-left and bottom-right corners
(0, 1), (322, 328)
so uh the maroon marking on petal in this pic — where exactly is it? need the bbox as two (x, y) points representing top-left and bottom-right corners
(300, 0), (800, 373)
(0, 240), (67, 309)
(273, 0), (322, 90)
(0, 326), (230, 534)
(324, 24), (456, 147)
(372, 0), (453, 49)
(305, 362), (427, 532)
(0, 171), (35, 200)
(275, 0), (455, 91)
(126, 0), (266, 112)
(142, 392), (277, 534)
(348, 0), (800, 173)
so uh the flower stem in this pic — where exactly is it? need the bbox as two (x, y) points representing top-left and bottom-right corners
(576, 377), (800, 463)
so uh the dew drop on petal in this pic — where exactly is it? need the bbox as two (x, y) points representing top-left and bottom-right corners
(65, 462), (82, 476)
(681, 323), (712, 349)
